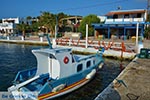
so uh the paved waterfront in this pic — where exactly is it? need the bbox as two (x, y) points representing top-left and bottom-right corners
(0, 38), (48, 46)
(95, 57), (150, 100)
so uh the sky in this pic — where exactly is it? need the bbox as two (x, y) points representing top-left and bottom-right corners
(0, 0), (148, 19)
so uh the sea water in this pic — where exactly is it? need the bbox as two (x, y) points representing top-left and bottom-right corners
(0, 43), (129, 100)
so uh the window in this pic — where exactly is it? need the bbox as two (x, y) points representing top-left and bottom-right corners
(93, 60), (95, 65)
(113, 14), (118, 19)
(137, 13), (142, 18)
(70, 53), (75, 63)
(86, 61), (91, 68)
(107, 16), (113, 19)
(124, 14), (129, 18)
(72, 56), (75, 63)
(77, 64), (83, 72)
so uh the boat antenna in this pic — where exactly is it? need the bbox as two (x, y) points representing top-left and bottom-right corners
(45, 34), (53, 49)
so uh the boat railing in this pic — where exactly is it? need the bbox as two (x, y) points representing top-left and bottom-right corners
(13, 67), (37, 84)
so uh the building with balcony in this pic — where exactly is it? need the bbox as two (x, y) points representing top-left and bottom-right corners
(0, 17), (19, 34)
(92, 9), (150, 40)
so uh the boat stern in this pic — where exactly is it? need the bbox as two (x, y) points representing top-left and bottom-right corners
(8, 88), (38, 100)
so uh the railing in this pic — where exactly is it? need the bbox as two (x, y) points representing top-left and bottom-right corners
(13, 67), (37, 84)
(55, 38), (134, 52)
(0, 34), (135, 52)
(105, 18), (144, 23)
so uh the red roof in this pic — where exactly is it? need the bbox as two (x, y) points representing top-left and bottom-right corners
(106, 9), (146, 16)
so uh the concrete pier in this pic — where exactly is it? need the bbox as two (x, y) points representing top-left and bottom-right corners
(0, 39), (48, 46)
(0, 39), (136, 60)
(95, 57), (150, 100)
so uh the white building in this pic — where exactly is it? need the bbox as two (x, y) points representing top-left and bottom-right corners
(97, 16), (107, 22)
(105, 9), (147, 24)
(92, 9), (149, 39)
(0, 17), (19, 34)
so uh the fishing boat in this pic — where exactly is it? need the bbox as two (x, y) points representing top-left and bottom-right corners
(8, 35), (104, 100)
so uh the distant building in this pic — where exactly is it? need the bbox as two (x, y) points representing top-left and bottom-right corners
(60, 16), (82, 32)
(0, 17), (20, 34)
(2, 18), (20, 24)
(97, 16), (106, 23)
(92, 9), (150, 39)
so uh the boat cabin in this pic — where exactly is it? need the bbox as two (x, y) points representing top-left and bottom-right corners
(32, 48), (95, 79)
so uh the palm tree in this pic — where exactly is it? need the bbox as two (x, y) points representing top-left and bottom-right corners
(38, 12), (55, 35)
(26, 16), (32, 25)
(16, 22), (29, 39)
(26, 16), (32, 20)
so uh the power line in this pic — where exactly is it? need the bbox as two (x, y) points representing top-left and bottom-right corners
(52, 0), (128, 12)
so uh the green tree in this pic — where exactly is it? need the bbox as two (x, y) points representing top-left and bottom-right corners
(31, 22), (39, 33)
(144, 26), (150, 39)
(78, 14), (100, 37)
(26, 16), (32, 25)
(26, 16), (32, 20)
(38, 12), (56, 35)
(16, 22), (29, 39)
(57, 12), (68, 25)
(30, 17), (40, 33)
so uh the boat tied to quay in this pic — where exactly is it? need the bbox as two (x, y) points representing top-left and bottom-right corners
(8, 34), (104, 100)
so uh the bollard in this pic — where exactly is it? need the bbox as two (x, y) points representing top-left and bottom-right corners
(138, 42), (143, 54)
(7, 36), (10, 40)
(40, 37), (43, 42)
(52, 39), (56, 48)
(21, 36), (24, 41)
(69, 38), (71, 46)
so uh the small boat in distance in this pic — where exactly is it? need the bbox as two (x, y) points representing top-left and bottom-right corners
(8, 35), (104, 100)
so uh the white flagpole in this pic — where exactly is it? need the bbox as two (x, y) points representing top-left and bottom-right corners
(136, 22), (139, 52)
(86, 24), (88, 48)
